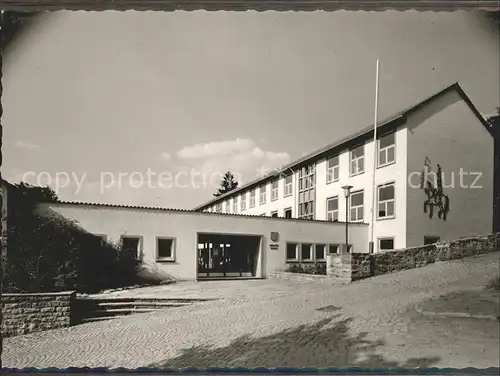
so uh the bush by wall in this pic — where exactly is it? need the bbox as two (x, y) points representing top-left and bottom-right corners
(284, 262), (326, 275)
(3, 182), (140, 294)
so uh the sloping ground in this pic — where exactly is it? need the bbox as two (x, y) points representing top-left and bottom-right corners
(3, 252), (499, 369)
(82, 278), (338, 301)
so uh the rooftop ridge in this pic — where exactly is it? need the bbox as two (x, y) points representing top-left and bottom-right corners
(193, 82), (491, 211)
(44, 201), (369, 225)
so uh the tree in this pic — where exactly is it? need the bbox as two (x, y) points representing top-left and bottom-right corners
(4, 181), (139, 293)
(213, 171), (239, 197)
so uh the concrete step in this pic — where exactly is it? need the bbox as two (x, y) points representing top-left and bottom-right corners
(81, 297), (211, 304)
(81, 316), (114, 323)
(94, 301), (193, 308)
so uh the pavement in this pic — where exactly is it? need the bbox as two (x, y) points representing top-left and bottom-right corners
(2, 252), (499, 369)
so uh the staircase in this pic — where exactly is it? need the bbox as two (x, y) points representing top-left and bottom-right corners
(72, 297), (213, 324)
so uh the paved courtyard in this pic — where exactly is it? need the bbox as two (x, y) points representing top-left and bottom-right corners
(3, 252), (499, 369)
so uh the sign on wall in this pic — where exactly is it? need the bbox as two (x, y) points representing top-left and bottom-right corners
(420, 157), (450, 221)
(270, 232), (279, 243)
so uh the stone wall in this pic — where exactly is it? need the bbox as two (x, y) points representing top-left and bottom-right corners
(1, 291), (75, 337)
(328, 233), (499, 283)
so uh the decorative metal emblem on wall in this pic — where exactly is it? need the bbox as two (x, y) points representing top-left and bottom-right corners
(270, 232), (279, 243)
(420, 157), (450, 221)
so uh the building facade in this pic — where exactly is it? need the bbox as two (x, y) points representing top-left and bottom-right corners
(36, 202), (368, 281)
(195, 83), (495, 253)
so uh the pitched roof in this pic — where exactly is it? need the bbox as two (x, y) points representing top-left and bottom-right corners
(194, 82), (493, 211)
(44, 201), (367, 225)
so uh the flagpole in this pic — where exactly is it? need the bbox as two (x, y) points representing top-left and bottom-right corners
(369, 59), (380, 254)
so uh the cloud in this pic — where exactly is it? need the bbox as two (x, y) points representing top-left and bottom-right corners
(177, 138), (256, 160)
(160, 152), (172, 160)
(176, 138), (291, 183)
(15, 140), (41, 150)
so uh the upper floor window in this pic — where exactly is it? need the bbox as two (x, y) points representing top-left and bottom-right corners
(241, 193), (247, 211)
(350, 144), (365, 176)
(284, 175), (293, 197)
(326, 156), (339, 183)
(215, 203), (222, 213)
(299, 165), (315, 191)
(350, 190), (364, 221)
(259, 185), (267, 205)
(233, 197), (238, 214)
(377, 182), (395, 219)
(326, 196), (339, 221)
(250, 189), (256, 208)
(271, 180), (279, 201)
(378, 133), (395, 167)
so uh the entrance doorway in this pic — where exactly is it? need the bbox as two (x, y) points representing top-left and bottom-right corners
(197, 233), (261, 279)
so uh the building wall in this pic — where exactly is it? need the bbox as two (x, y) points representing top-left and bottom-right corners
(405, 90), (494, 246)
(314, 128), (408, 252)
(205, 127), (408, 253)
(39, 204), (368, 280)
(228, 177), (296, 218)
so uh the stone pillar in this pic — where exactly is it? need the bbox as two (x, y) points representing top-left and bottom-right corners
(328, 253), (353, 283)
(326, 253), (334, 275)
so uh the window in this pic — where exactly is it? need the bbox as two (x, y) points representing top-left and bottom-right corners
(250, 190), (256, 208)
(284, 175), (293, 197)
(424, 236), (440, 245)
(328, 244), (339, 254)
(121, 236), (141, 257)
(284, 208), (292, 218)
(315, 244), (326, 261)
(326, 196), (339, 221)
(350, 144), (365, 176)
(326, 156), (339, 183)
(233, 197), (238, 214)
(227, 199), (232, 214)
(301, 243), (313, 261)
(298, 165), (316, 220)
(379, 238), (394, 251)
(157, 237), (175, 261)
(271, 180), (279, 201)
(286, 242), (298, 261)
(215, 202), (222, 213)
(271, 211), (278, 218)
(350, 190), (364, 221)
(95, 234), (107, 243)
(259, 185), (267, 205)
(241, 193), (247, 211)
(378, 183), (395, 219)
(378, 133), (395, 167)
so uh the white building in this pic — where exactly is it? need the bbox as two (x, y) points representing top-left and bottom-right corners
(195, 83), (495, 253)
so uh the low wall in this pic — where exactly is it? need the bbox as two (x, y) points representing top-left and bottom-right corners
(327, 233), (500, 283)
(1, 291), (75, 337)
(269, 271), (334, 283)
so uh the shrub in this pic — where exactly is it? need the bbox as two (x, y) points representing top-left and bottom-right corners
(3, 182), (140, 293)
(284, 262), (326, 275)
(486, 275), (500, 291)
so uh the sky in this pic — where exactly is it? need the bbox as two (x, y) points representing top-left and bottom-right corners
(2, 10), (499, 209)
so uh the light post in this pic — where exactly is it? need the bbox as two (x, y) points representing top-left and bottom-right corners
(342, 185), (353, 254)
